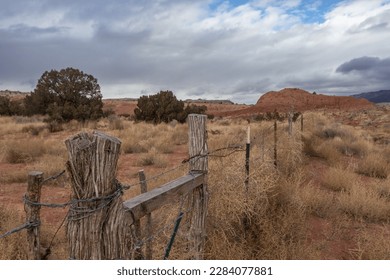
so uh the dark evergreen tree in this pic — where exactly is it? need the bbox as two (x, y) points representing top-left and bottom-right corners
(25, 67), (103, 122)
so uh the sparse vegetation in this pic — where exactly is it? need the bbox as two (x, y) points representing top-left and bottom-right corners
(0, 103), (390, 260)
(357, 154), (389, 179)
(134, 90), (207, 123)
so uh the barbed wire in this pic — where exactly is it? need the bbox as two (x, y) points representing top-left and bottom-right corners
(0, 221), (40, 239)
(42, 170), (66, 185)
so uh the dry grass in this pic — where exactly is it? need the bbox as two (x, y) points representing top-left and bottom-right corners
(136, 149), (168, 168)
(323, 167), (357, 192)
(337, 181), (390, 222)
(352, 226), (390, 259)
(1, 110), (390, 260)
(0, 207), (29, 260)
(302, 115), (373, 164)
(1, 139), (46, 164)
(356, 153), (389, 179)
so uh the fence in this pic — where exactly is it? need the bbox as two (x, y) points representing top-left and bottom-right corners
(0, 112), (304, 260)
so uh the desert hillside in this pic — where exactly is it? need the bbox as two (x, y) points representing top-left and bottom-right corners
(217, 88), (375, 117)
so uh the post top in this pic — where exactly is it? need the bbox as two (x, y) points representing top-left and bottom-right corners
(28, 171), (44, 176)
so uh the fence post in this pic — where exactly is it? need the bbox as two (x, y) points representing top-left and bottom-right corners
(25, 171), (43, 260)
(245, 125), (250, 191)
(274, 120), (278, 167)
(288, 112), (293, 136)
(138, 170), (152, 260)
(187, 114), (208, 260)
(65, 131), (134, 259)
(301, 114), (304, 132)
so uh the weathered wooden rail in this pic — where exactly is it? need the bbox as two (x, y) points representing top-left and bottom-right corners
(123, 173), (205, 223)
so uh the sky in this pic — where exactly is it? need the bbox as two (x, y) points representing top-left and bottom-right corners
(0, 0), (389, 104)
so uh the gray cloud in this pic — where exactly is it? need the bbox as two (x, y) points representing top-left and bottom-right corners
(1, 0), (390, 103)
(336, 56), (390, 85)
(336, 56), (381, 73)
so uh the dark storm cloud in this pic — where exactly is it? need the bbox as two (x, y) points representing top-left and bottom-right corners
(336, 56), (390, 83)
(336, 56), (381, 73)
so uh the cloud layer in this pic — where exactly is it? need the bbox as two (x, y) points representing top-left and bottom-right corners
(1, 0), (390, 103)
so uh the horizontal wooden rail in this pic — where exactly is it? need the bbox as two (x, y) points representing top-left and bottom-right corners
(123, 173), (205, 223)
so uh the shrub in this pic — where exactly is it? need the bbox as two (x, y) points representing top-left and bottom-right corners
(21, 125), (46, 136)
(137, 151), (167, 168)
(357, 154), (389, 179)
(338, 182), (390, 222)
(323, 167), (356, 192)
(134, 91), (206, 123)
(25, 67), (104, 122)
(122, 142), (148, 154)
(4, 140), (46, 163)
(0, 96), (12, 116)
(108, 115), (124, 130)
(46, 121), (64, 133)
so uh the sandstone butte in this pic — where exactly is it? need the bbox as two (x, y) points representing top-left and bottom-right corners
(217, 88), (375, 117)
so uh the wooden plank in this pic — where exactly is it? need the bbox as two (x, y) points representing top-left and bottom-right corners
(123, 173), (204, 222)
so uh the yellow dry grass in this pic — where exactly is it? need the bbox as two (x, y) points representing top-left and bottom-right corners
(0, 108), (389, 260)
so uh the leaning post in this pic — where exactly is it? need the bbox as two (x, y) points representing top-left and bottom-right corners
(187, 114), (208, 260)
(25, 171), (43, 260)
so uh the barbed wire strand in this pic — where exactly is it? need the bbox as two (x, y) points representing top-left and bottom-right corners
(0, 221), (40, 239)
(42, 170), (66, 185)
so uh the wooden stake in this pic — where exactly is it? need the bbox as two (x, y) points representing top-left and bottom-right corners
(274, 120), (278, 168)
(187, 114), (208, 260)
(25, 171), (43, 260)
(138, 170), (152, 260)
(288, 112), (293, 136)
(245, 125), (250, 191)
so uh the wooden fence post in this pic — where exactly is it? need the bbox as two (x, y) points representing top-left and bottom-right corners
(245, 125), (250, 191)
(65, 131), (134, 260)
(187, 114), (208, 260)
(288, 112), (293, 136)
(274, 120), (278, 167)
(138, 170), (152, 260)
(301, 114), (304, 132)
(25, 171), (43, 260)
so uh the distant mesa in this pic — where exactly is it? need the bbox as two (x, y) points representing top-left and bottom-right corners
(255, 88), (374, 111)
(215, 88), (375, 118)
(185, 99), (235, 105)
(351, 90), (390, 103)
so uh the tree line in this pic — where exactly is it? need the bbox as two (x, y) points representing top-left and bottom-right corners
(0, 67), (207, 124)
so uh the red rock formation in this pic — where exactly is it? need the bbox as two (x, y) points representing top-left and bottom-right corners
(255, 88), (374, 112)
(217, 88), (375, 117)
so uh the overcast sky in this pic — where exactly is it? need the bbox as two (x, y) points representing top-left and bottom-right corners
(1, 0), (389, 104)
